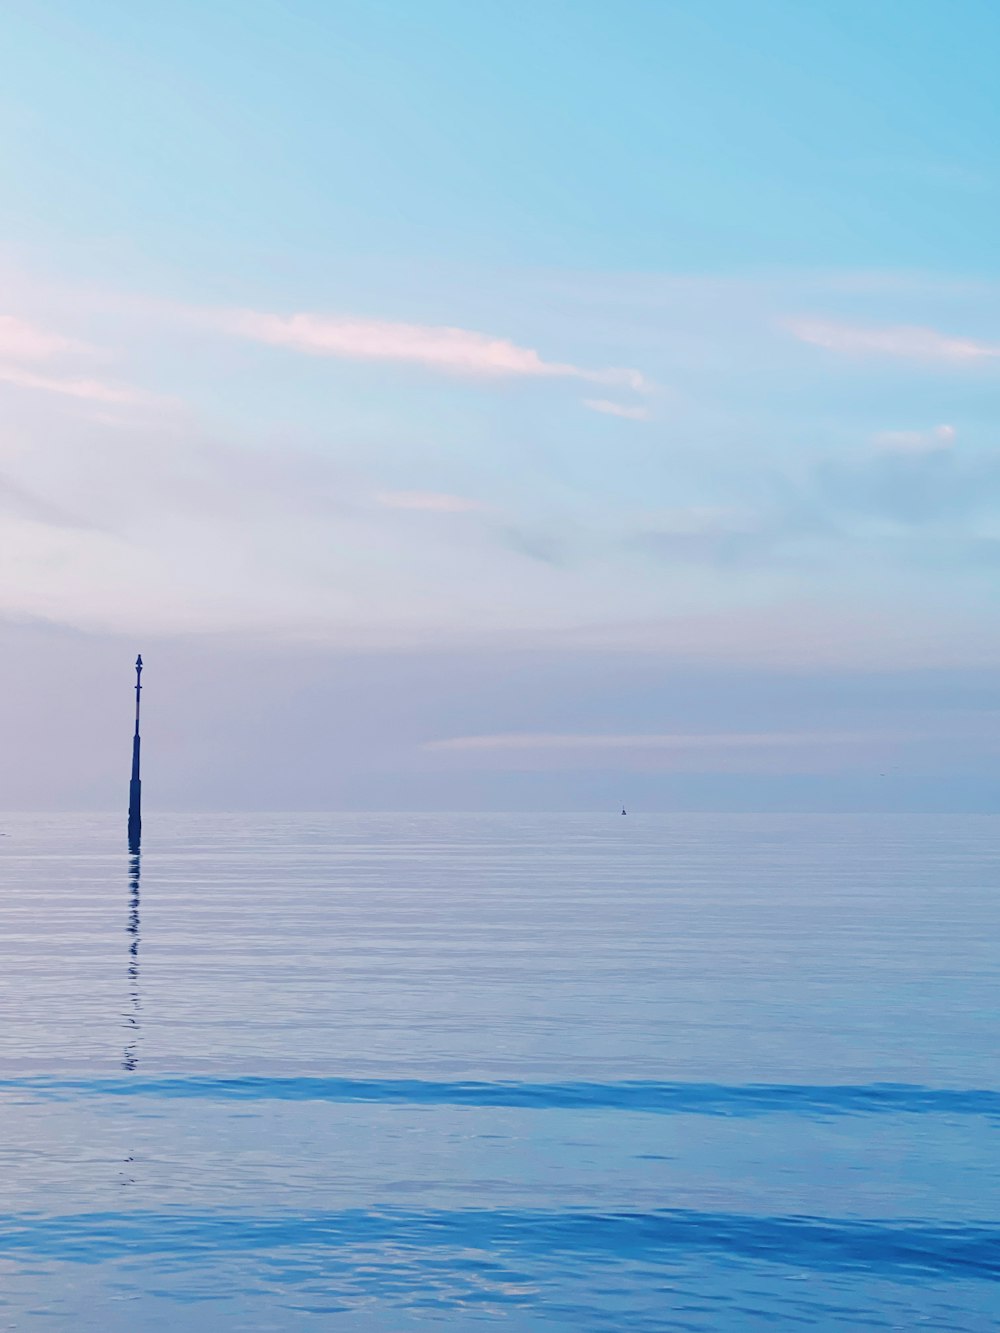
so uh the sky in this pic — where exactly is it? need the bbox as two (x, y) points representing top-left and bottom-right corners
(2, 0), (1000, 811)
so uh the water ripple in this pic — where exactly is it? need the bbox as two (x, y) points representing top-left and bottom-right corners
(0, 1207), (996, 1280)
(2, 1076), (999, 1120)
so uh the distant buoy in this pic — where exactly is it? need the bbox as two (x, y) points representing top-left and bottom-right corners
(621, 807), (627, 815)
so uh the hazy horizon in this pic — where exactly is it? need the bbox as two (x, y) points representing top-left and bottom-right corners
(2, 619), (998, 813)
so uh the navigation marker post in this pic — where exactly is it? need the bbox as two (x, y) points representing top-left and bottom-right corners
(127, 655), (143, 852)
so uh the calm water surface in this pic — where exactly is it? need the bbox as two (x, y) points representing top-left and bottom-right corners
(0, 812), (997, 1330)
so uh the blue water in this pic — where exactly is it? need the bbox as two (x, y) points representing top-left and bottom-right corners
(0, 813), (997, 1330)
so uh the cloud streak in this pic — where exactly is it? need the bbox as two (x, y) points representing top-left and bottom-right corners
(583, 398), (651, 420)
(788, 318), (1000, 362)
(0, 314), (92, 361)
(219, 308), (651, 390)
(427, 730), (896, 752)
(0, 364), (153, 405)
(873, 424), (956, 455)
(424, 728), (910, 774)
(0, 311), (157, 407)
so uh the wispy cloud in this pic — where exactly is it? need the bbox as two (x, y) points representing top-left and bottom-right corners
(218, 308), (651, 390)
(788, 318), (1000, 361)
(424, 728), (905, 772)
(583, 398), (651, 420)
(0, 473), (94, 530)
(0, 314), (92, 361)
(0, 364), (153, 405)
(0, 312), (157, 407)
(873, 424), (956, 455)
(375, 490), (485, 512)
(629, 505), (773, 567)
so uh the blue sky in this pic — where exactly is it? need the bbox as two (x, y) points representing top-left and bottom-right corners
(2, 1), (999, 809)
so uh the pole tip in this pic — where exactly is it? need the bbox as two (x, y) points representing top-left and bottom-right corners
(135, 654), (143, 669)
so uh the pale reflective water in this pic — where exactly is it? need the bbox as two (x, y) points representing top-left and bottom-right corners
(0, 812), (997, 1330)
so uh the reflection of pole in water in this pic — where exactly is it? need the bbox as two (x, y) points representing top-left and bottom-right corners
(122, 850), (141, 1072)
(127, 655), (142, 853)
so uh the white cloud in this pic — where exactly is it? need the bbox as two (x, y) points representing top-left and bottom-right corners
(873, 424), (956, 454)
(583, 398), (651, 420)
(218, 308), (651, 390)
(788, 318), (1000, 361)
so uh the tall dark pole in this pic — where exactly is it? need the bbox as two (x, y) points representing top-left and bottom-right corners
(128, 655), (142, 851)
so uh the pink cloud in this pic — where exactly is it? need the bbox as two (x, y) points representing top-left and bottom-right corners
(788, 318), (1000, 361)
(220, 308), (651, 390)
(424, 729), (906, 773)
(583, 398), (651, 420)
(375, 490), (485, 512)
(0, 314), (92, 361)
(0, 313), (158, 407)
(0, 364), (152, 405)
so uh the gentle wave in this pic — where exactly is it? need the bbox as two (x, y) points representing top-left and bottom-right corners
(2, 1076), (999, 1119)
(0, 1207), (996, 1279)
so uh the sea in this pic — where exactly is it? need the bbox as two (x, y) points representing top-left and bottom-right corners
(0, 812), (997, 1331)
